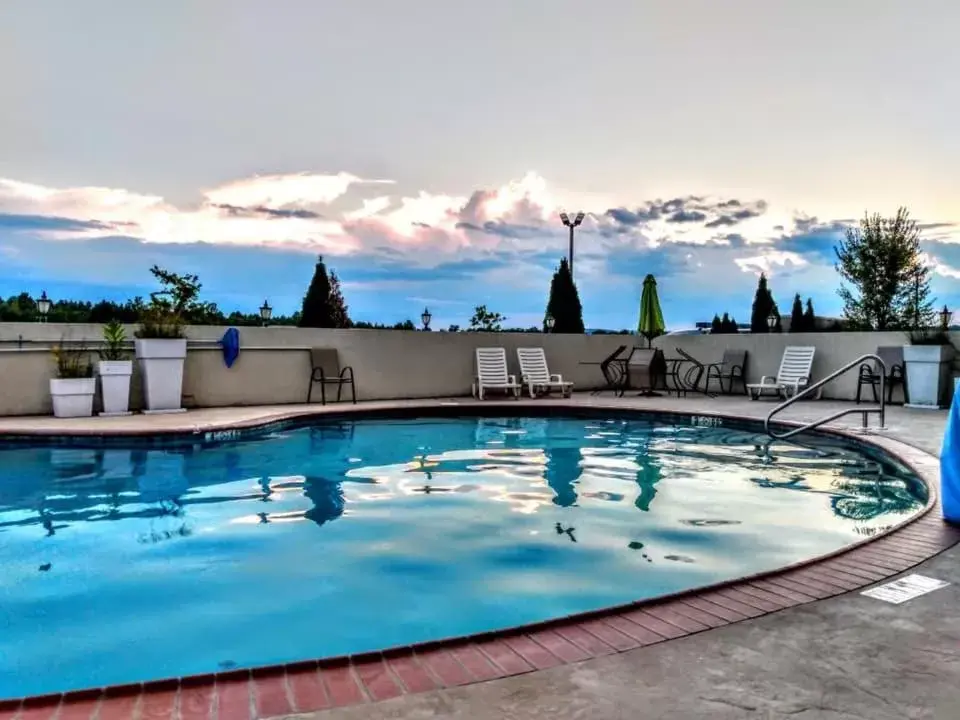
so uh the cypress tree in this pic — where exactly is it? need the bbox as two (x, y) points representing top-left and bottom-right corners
(545, 258), (585, 333)
(789, 293), (804, 332)
(728, 316), (739, 333)
(750, 273), (773, 333)
(720, 312), (734, 333)
(299, 255), (335, 328)
(803, 298), (816, 332)
(710, 314), (722, 334)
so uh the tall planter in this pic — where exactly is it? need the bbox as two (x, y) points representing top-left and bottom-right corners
(50, 378), (96, 419)
(903, 344), (955, 409)
(98, 360), (133, 416)
(135, 338), (188, 414)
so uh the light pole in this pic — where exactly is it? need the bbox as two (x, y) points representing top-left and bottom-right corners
(259, 300), (272, 327)
(767, 312), (778, 332)
(37, 291), (51, 323)
(545, 314), (555, 333)
(559, 211), (585, 279)
(421, 307), (432, 331)
(941, 305), (951, 330)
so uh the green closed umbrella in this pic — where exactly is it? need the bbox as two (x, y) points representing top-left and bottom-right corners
(638, 274), (666, 347)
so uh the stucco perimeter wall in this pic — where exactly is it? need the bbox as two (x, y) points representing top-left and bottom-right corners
(0, 323), (954, 416)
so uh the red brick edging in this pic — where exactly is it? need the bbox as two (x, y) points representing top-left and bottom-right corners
(1, 412), (957, 719)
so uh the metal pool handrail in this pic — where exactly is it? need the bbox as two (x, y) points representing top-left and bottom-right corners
(765, 354), (886, 441)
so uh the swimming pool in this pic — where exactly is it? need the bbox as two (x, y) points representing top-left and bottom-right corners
(0, 412), (928, 699)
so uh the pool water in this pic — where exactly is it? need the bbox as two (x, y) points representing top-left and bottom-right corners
(0, 415), (927, 699)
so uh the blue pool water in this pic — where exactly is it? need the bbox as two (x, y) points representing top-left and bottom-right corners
(0, 414), (927, 699)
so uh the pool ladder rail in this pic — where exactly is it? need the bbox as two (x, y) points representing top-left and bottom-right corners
(765, 354), (887, 441)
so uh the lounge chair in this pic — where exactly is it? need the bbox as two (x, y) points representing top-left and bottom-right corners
(517, 347), (573, 398)
(704, 349), (748, 395)
(306, 348), (357, 404)
(746, 346), (815, 400)
(857, 346), (906, 404)
(474, 347), (520, 400)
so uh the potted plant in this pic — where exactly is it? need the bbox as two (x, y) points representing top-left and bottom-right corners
(49, 340), (95, 418)
(903, 326), (956, 409)
(134, 266), (202, 414)
(97, 320), (133, 416)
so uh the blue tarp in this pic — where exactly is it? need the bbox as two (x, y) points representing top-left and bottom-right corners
(941, 379), (960, 522)
(220, 327), (240, 369)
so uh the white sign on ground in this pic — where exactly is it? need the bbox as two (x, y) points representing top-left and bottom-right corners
(861, 574), (950, 604)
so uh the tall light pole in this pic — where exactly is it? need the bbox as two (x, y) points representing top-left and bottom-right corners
(559, 212), (585, 279)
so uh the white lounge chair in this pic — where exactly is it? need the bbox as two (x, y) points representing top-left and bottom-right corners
(517, 347), (573, 398)
(474, 347), (520, 400)
(747, 345), (816, 400)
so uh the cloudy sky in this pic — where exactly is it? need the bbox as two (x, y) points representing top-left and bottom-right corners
(1, 0), (958, 330)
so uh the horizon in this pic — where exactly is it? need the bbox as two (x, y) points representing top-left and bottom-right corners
(2, 0), (958, 330)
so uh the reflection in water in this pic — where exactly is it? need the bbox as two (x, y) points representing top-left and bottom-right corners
(0, 416), (931, 700)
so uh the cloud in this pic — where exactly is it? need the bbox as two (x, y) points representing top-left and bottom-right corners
(2, 169), (959, 329)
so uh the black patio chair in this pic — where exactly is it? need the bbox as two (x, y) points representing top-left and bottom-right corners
(671, 348), (709, 396)
(856, 346), (905, 405)
(580, 344), (628, 395)
(704, 349), (748, 396)
(306, 348), (357, 405)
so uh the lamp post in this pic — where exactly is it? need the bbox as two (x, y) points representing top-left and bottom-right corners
(421, 307), (432, 331)
(767, 312), (777, 332)
(545, 314), (556, 333)
(37, 291), (51, 323)
(941, 304), (951, 330)
(559, 211), (585, 280)
(259, 300), (272, 327)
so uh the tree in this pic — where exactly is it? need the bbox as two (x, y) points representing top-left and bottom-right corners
(750, 273), (777, 333)
(900, 257), (935, 330)
(834, 207), (928, 330)
(803, 298), (816, 332)
(718, 312), (731, 333)
(327, 271), (352, 328)
(469, 305), (505, 332)
(789, 294), (804, 333)
(544, 258), (585, 333)
(710, 314), (722, 334)
(727, 316), (739, 333)
(299, 255), (335, 328)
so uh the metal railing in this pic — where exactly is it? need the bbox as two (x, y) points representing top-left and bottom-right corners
(765, 354), (886, 440)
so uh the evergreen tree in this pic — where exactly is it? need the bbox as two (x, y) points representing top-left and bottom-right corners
(750, 273), (776, 333)
(710, 314), (722, 334)
(789, 293), (804, 332)
(545, 258), (585, 333)
(728, 316), (739, 333)
(328, 271), (352, 328)
(299, 255), (335, 328)
(803, 298), (816, 332)
(834, 207), (928, 330)
(720, 312), (734, 333)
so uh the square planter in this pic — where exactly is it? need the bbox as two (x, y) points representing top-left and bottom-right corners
(903, 344), (956, 409)
(50, 378), (96, 418)
(135, 338), (188, 414)
(97, 360), (133, 417)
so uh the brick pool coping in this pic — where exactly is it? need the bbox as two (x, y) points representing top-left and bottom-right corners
(2, 402), (957, 720)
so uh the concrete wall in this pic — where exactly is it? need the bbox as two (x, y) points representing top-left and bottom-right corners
(0, 322), (953, 416)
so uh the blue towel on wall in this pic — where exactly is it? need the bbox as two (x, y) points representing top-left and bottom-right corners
(220, 327), (240, 369)
(941, 378), (960, 522)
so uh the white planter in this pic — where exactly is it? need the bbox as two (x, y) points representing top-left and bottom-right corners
(135, 338), (188, 414)
(97, 360), (133, 417)
(49, 378), (96, 419)
(903, 344), (956, 409)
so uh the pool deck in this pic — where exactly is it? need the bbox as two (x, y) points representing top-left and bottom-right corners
(2, 393), (959, 720)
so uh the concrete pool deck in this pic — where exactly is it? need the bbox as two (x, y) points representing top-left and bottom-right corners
(1, 393), (958, 720)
